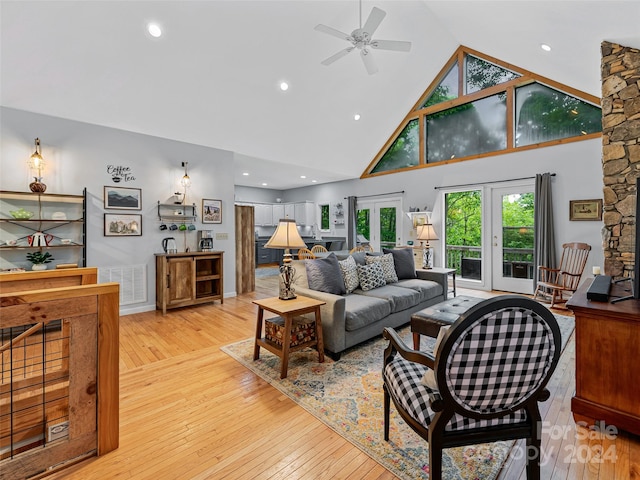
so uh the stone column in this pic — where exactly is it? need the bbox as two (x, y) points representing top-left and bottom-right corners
(601, 41), (640, 278)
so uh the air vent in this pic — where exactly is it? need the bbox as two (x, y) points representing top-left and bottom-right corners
(98, 264), (147, 305)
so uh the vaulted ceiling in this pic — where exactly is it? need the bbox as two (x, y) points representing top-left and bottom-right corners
(2, 1), (639, 190)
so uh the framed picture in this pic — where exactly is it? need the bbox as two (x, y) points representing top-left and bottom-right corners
(202, 199), (222, 224)
(104, 213), (142, 236)
(104, 186), (142, 210)
(570, 199), (603, 221)
(411, 212), (428, 229)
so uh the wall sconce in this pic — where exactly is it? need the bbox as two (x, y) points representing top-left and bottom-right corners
(179, 161), (191, 204)
(28, 138), (47, 193)
(417, 223), (438, 269)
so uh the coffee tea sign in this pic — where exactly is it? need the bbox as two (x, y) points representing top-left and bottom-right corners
(107, 165), (136, 183)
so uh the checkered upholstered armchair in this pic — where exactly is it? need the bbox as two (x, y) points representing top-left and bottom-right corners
(382, 295), (561, 480)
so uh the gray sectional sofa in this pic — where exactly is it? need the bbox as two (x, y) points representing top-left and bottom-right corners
(289, 250), (447, 359)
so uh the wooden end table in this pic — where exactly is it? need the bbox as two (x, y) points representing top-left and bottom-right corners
(253, 295), (326, 379)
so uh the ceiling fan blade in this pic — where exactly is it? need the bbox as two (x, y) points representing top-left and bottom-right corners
(362, 7), (386, 37)
(360, 48), (378, 75)
(314, 24), (353, 42)
(370, 39), (412, 52)
(321, 47), (355, 66)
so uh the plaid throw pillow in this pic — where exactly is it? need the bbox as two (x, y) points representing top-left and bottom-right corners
(357, 263), (386, 291)
(366, 253), (398, 283)
(339, 256), (360, 293)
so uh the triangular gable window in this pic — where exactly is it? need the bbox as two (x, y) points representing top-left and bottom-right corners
(365, 46), (601, 177)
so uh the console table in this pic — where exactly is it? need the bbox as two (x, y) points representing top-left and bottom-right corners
(567, 279), (640, 435)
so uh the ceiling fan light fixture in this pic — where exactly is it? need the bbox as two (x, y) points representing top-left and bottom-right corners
(315, 2), (411, 75)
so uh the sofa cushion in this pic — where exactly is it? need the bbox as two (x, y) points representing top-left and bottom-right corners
(356, 284), (421, 313)
(338, 255), (360, 293)
(344, 293), (391, 331)
(383, 248), (417, 280)
(305, 253), (346, 295)
(366, 253), (398, 283)
(351, 251), (381, 266)
(395, 278), (443, 302)
(357, 263), (386, 291)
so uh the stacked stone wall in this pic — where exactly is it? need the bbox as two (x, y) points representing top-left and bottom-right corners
(601, 41), (640, 278)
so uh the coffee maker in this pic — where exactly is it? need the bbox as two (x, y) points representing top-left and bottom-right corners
(197, 230), (214, 252)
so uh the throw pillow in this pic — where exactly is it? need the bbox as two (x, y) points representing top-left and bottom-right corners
(305, 253), (346, 295)
(420, 326), (450, 390)
(338, 256), (359, 293)
(365, 253), (398, 283)
(383, 248), (417, 279)
(357, 262), (386, 291)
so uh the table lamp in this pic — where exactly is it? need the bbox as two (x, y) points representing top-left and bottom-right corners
(266, 218), (307, 300)
(417, 223), (438, 269)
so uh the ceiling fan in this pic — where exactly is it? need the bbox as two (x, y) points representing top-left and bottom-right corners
(314, 1), (412, 75)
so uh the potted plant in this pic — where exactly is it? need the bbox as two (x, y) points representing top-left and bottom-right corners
(26, 251), (54, 270)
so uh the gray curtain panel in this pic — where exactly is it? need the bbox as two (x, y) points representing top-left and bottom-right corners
(347, 196), (357, 250)
(533, 172), (556, 291)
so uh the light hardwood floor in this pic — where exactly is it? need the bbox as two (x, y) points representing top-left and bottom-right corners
(43, 272), (640, 480)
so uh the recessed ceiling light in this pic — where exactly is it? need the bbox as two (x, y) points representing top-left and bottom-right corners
(242, 172), (249, 176)
(312, 180), (317, 183)
(147, 23), (162, 38)
(280, 82), (289, 91)
(354, 114), (361, 121)
(540, 43), (551, 52)
(300, 175), (306, 179)
(261, 182), (268, 186)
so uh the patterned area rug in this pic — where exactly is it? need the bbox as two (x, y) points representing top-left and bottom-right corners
(221, 314), (575, 480)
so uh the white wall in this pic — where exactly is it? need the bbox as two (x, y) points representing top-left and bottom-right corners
(1, 107), (237, 314)
(281, 138), (606, 278)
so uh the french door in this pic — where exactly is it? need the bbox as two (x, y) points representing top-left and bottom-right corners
(442, 182), (534, 293)
(356, 199), (402, 251)
(491, 185), (535, 294)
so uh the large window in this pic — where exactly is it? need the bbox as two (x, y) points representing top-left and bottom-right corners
(366, 47), (601, 177)
(426, 94), (507, 162)
(371, 119), (419, 173)
(515, 83), (602, 146)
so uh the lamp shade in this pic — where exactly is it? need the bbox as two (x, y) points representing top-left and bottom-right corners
(265, 219), (307, 249)
(417, 223), (438, 241)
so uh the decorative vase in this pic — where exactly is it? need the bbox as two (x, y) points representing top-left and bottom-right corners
(31, 264), (47, 271)
(29, 177), (47, 193)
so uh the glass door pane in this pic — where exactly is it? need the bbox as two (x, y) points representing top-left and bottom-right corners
(444, 190), (482, 281)
(491, 187), (534, 294)
(356, 200), (401, 251)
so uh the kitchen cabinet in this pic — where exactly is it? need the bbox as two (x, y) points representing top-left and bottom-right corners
(254, 204), (273, 226)
(294, 201), (315, 226)
(284, 203), (295, 220)
(0, 189), (86, 270)
(272, 204), (285, 223)
(155, 251), (224, 315)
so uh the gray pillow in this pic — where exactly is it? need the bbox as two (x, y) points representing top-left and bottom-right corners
(383, 248), (417, 279)
(305, 253), (346, 295)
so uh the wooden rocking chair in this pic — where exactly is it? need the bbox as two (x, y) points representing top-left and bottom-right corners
(534, 242), (591, 308)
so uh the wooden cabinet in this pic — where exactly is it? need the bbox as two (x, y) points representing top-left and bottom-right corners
(567, 279), (640, 435)
(155, 251), (224, 314)
(0, 189), (86, 270)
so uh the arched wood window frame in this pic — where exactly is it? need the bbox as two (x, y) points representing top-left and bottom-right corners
(362, 45), (602, 179)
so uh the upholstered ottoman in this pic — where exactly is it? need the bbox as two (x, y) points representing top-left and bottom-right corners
(411, 295), (484, 349)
